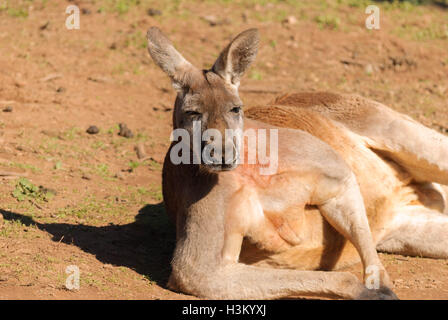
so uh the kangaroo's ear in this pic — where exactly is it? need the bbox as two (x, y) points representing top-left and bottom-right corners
(212, 28), (259, 88)
(147, 27), (198, 92)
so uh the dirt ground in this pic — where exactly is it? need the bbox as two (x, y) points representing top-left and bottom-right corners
(0, 0), (447, 300)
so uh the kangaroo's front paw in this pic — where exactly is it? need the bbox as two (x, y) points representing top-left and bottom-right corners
(355, 286), (399, 300)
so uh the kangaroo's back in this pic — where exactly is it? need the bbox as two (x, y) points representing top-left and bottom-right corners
(257, 92), (448, 186)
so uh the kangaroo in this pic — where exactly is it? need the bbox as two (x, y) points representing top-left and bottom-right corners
(146, 26), (448, 299)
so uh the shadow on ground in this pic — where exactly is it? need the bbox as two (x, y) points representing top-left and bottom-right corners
(0, 203), (175, 286)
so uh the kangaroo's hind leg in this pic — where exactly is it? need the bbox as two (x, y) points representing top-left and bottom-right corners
(317, 171), (393, 290)
(377, 205), (448, 259)
(343, 98), (448, 186)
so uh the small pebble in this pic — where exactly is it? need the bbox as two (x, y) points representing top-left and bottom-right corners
(86, 125), (99, 134)
(115, 171), (125, 180)
(81, 174), (91, 180)
(202, 15), (227, 26)
(3, 106), (12, 112)
(118, 123), (133, 138)
(135, 143), (147, 159)
(56, 87), (65, 93)
(39, 21), (50, 30)
(283, 15), (297, 25)
(147, 8), (162, 16)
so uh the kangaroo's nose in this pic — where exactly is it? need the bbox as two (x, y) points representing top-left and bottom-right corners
(223, 140), (238, 164)
(202, 141), (222, 164)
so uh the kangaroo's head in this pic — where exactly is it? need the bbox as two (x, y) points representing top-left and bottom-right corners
(147, 27), (259, 171)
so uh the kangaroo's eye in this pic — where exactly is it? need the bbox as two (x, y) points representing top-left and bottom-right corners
(185, 110), (202, 117)
(230, 106), (241, 114)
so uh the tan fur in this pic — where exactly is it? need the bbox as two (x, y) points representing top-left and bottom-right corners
(147, 27), (448, 300)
